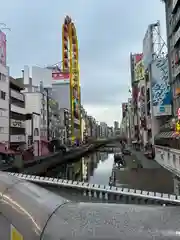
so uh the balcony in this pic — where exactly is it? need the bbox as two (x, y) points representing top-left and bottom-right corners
(10, 89), (24, 102)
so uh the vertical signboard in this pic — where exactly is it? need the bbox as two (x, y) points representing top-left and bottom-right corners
(134, 58), (144, 83)
(0, 30), (6, 66)
(143, 26), (153, 70)
(131, 53), (143, 83)
(151, 58), (172, 116)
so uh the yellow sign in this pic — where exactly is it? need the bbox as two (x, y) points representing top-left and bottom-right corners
(176, 121), (180, 132)
(11, 225), (23, 240)
(134, 59), (144, 82)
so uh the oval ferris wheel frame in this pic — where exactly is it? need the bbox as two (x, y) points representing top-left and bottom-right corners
(62, 15), (81, 142)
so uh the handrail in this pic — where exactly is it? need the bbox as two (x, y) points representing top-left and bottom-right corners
(0, 171), (68, 239)
(155, 145), (180, 154)
(8, 172), (180, 205)
(0, 171), (180, 239)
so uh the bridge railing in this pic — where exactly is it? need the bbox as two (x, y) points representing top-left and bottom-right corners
(155, 145), (180, 178)
(8, 172), (180, 206)
(0, 171), (69, 239)
(1, 170), (179, 239)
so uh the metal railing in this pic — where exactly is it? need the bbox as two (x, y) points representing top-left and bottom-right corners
(1, 170), (180, 239)
(8, 172), (180, 206)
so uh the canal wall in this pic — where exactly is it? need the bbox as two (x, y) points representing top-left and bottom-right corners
(2, 142), (107, 175)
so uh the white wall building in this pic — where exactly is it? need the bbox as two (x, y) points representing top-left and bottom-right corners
(25, 91), (48, 156)
(0, 64), (9, 145)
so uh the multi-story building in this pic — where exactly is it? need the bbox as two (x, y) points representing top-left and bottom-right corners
(164, 0), (180, 115)
(0, 31), (9, 151)
(108, 127), (114, 137)
(9, 77), (26, 150)
(59, 108), (71, 144)
(50, 66), (81, 142)
(48, 96), (61, 140)
(114, 121), (119, 131)
(153, 0), (180, 194)
(99, 122), (108, 138)
(25, 88), (49, 156)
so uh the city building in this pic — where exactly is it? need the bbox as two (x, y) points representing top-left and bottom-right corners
(9, 77), (26, 150)
(108, 127), (114, 137)
(49, 66), (81, 143)
(99, 122), (108, 138)
(48, 95), (61, 140)
(163, 0), (180, 115)
(114, 121), (119, 130)
(59, 108), (71, 144)
(0, 30), (9, 150)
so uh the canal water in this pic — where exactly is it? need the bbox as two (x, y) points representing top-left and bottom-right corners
(56, 148), (175, 194)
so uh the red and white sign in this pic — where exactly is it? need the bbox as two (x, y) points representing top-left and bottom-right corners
(52, 71), (70, 84)
(178, 108), (180, 119)
(0, 31), (6, 66)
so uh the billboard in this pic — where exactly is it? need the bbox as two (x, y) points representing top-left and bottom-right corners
(0, 31), (6, 66)
(143, 25), (153, 70)
(134, 58), (144, 82)
(151, 58), (172, 116)
(52, 69), (70, 84)
(130, 53), (143, 83)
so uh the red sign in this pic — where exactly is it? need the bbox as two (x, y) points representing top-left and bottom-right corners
(178, 108), (180, 119)
(134, 53), (143, 64)
(0, 31), (6, 66)
(52, 72), (69, 80)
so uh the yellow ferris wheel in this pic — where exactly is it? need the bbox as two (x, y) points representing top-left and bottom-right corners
(62, 16), (81, 142)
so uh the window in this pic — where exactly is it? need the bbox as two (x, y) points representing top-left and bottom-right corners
(0, 73), (6, 81)
(0, 91), (6, 100)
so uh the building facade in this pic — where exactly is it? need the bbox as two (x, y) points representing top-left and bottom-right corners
(0, 62), (9, 147)
(164, 0), (180, 115)
(9, 77), (26, 150)
(0, 31), (9, 150)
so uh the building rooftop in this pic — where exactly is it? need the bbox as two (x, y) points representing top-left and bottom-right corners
(10, 77), (24, 90)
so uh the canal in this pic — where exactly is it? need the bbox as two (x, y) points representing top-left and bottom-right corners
(55, 148), (174, 194)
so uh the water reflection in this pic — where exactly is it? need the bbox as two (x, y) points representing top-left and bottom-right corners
(57, 152), (110, 184)
(57, 148), (174, 194)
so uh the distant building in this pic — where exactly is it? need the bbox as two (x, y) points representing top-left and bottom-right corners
(99, 122), (108, 138)
(114, 121), (119, 130)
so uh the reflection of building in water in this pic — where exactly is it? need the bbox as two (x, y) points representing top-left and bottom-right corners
(99, 152), (108, 162)
(64, 160), (82, 181)
(82, 157), (88, 181)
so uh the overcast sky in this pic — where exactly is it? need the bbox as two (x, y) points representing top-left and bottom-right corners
(1, 0), (166, 126)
